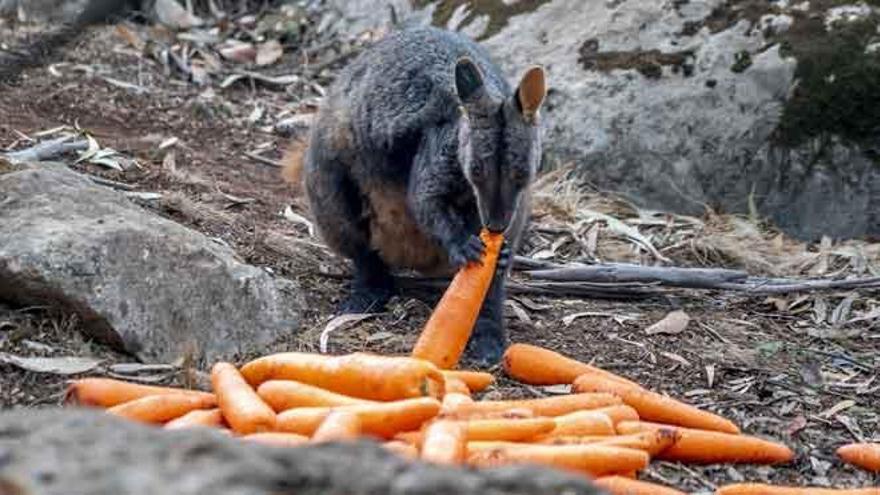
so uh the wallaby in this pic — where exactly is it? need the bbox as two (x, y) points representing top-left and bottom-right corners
(292, 26), (546, 365)
(0, 0), (136, 83)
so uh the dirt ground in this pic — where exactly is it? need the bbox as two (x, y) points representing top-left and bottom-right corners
(0, 15), (878, 493)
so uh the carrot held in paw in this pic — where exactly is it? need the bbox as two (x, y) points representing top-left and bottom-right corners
(573, 374), (739, 434)
(466, 442), (649, 477)
(837, 443), (880, 472)
(241, 432), (309, 447)
(211, 362), (277, 435)
(107, 394), (216, 424)
(164, 408), (225, 430)
(616, 421), (793, 464)
(411, 229), (503, 369)
(503, 343), (640, 387)
(716, 483), (880, 495)
(257, 380), (373, 411)
(445, 393), (621, 417)
(311, 411), (362, 443)
(276, 397), (441, 439)
(594, 476), (687, 495)
(66, 378), (215, 408)
(421, 420), (466, 465)
(241, 352), (445, 401)
(442, 370), (494, 393)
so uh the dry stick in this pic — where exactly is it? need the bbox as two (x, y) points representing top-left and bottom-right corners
(527, 264), (749, 289)
(395, 276), (654, 300)
(3, 137), (89, 163)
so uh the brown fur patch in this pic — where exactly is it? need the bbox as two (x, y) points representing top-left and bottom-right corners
(280, 140), (307, 193)
(363, 184), (451, 276)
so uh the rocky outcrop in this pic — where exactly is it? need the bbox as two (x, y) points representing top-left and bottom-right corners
(0, 408), (602, 495)
(322, 0), (880, 240)
(0, 163), (304, 363)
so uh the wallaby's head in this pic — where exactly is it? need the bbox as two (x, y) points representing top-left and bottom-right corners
(454, 58), (546, 234)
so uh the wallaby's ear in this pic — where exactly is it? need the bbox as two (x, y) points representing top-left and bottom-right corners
(516, 65), (546, 124)
(455, 57), (485, 104)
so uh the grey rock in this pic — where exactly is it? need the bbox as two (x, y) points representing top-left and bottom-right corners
(0, 163), (303, 363)
(323, 0), (880, 240)
(0, 408), (602, 495)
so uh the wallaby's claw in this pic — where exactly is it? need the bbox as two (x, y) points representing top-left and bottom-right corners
(448, 234), (486, 270)
(495, 241), (511, 275)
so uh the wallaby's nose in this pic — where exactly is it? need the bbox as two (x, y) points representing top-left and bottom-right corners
(485, 221), (507, 234)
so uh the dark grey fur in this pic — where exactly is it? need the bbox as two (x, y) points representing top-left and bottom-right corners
(303, 26), (544, 364)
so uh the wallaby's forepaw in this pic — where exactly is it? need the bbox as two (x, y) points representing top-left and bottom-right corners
(447, 234), (485, 270)
(337, 287), (392, 314)
(463, 318), (508, 367)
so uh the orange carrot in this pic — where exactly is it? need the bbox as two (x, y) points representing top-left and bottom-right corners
(595, 476), (686, 495)
(164, 408), (225, 430)
(421, 420), (467, 465)
(241, 352), (445, 401)
(503, 343), (639, 387)
(276, 398), (441, 439)
(438, 407), (535, 421)
(442, 370), (494, 393)
(464, 417), (556, 442)
(837, 443), (880, 472)
(593, 405), (640, 427)
(574, 374), (739, 434)
(717, 484), (880, 495)
(444, 377), (472, 396)
(383, 440), (419, 460)
(211, 362), (277, 435)
(411, 229), (503, 369)
(540, 429), (680, 456)
(311, 411), (362, 443)
(445, 393), (622, 417)
(394, 430), (423, 446)
(441, 392), (474, 413)
(467, 442), (649, 477)
(65, 378), (215, 408)
(541, 410), (616, 438)
(107, 394), (216, 424)
(617, 421), (793, 464)
(257, 380), (373, 412)
(241, 432), (309, 447)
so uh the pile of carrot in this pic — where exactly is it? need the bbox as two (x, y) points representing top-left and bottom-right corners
(63, 229), (879, 494)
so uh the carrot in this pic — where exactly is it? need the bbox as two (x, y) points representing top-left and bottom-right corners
(465, 417), (556, 442)
(837, 443), (880, 472)
(540, 430), (680, 457)
(541, 410), (616, 438)
(444, 377), (472, 396)
(617, 421), (793, 464)
(594, 476), (687, 495)
(211, 362), (277, 435)
(574, 374), (739, 434)
(276, 397), (441, 439)
(383, 440), (420, 460)
(411, 229), (503, 369)
(467, 442), (650, 477)
(438, 407), (535, 421)
(311, 411), (362, 443)
(503, 343), (639, 387)
(421, 420), (466, 465)
(716, 484), (880, 495)
(240, 352), (445, 401)
(164, 408), (225, 430)
(65, 378), (215, 408)
(593, 405), (640, 427)
(441, 392), (474, 413)
(442, 370), (494, 393)
(241, 432), (309, 447)
(444, 393), (622, 417)
(107, 394), (216, 424)
(394, 430), (423, 446)
(257, 379), (373, 412)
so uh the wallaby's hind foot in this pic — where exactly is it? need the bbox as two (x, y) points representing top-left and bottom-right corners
(337, 251), (396, 314)
(463, 316), (508, 367)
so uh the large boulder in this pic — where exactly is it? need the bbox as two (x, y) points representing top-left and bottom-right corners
(322, 0), (880, 241)
(0, 163), (303, 363)
(0, 408), (601, 495)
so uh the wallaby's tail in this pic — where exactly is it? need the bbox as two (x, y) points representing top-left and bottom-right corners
(280, 141), (307, 194)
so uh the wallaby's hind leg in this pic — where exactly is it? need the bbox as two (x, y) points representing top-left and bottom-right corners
(305, 160), (395, 314)
(463, 242), (512, 366)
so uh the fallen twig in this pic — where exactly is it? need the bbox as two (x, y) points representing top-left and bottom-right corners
(527, 264), (749, 289)
(3, 137), (88, 163)
(243, 151), (282, 168)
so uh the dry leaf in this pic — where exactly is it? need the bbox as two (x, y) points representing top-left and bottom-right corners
(644, 310), (690, 335)
(705, 364), (716, 388)
(218, 41), (256, 64)
(819, 399), (856, 418)
(319, 313), (376, 353)
(0, 353), (102, 375)
(661, 351), (691, 367)
(505, 300), (532, 325)
(255, 40), (283, 66)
